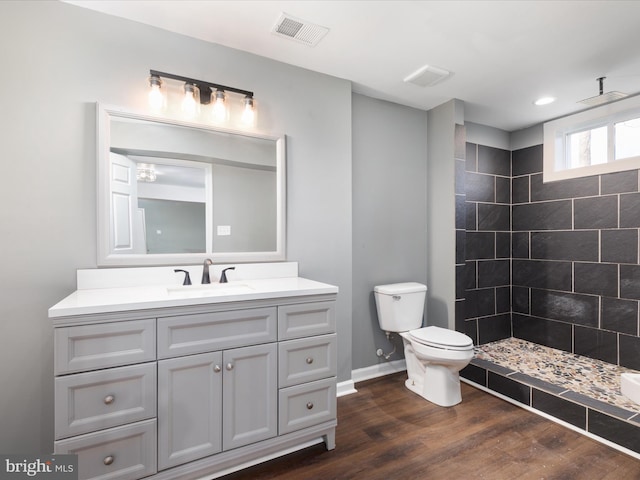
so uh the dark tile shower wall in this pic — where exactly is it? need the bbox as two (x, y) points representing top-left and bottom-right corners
(458, 141), (640, 369)
(511, 144), (640, 369)
(457, 140), (640, 368)
(459, 143), (512, 344)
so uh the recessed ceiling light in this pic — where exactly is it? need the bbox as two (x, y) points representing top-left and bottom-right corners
(534, 96), (556, 106)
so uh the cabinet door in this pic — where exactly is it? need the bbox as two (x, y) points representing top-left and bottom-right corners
(223, 343), (277, 450)
(157, 352), (223, 470)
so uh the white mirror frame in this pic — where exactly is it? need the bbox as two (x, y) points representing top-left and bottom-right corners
(96, 103), (286, 266)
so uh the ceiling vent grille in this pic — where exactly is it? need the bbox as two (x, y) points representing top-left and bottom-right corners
(272, 13), (329, 47)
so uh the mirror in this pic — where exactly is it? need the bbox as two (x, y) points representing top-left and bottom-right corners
(97, 104), (286, 266)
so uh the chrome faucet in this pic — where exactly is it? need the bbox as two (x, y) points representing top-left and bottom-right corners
(201, 258), (213, 284)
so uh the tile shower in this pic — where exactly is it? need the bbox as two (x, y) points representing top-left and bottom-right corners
(455, 135), (640, 455)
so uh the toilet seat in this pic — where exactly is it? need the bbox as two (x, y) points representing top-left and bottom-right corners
(408, 326), (473, 351)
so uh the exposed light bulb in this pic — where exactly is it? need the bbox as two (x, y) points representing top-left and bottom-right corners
(181, 83), (199, 117)
(211, 89), (228, 123)
(148, 75), (165, 110)
(241, 96), (255, 126)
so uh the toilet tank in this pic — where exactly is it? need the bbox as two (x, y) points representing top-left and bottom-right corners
(374, 282), (427, 332)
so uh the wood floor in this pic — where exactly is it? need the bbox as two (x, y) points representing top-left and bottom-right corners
(219, 373), (640, 480)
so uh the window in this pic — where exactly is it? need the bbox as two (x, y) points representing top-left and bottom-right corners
(616, 117), (640, 160)
(543, 94), (640, 182)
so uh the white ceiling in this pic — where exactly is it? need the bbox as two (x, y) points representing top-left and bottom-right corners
(68, 0), (640, 132)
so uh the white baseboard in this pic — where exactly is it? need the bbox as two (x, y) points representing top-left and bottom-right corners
(352, 358), (406, 384)
(337, 359), (407, 398)
(336, 380), (357, 397)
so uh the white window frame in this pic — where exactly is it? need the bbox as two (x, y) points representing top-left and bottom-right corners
(543, 94), (640, 183)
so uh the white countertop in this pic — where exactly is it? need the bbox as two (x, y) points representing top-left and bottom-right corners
(49, 277), (338, 318)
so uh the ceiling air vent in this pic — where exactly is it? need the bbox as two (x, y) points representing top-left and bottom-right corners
(272, 13), (329, 47)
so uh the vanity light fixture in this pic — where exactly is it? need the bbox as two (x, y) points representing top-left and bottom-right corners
(147, 70), (256, 126)
(211, 89), (228, 123)
(241, 96), (255, 126)
(148, 74), (165, 110)
(181, 83), (200, 117)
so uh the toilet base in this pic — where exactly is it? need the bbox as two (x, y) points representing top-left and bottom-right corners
(404, 366), (463, 407)
(400, 333), (470, 407)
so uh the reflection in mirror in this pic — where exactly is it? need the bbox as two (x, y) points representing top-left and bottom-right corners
(97, 104), (286, 266)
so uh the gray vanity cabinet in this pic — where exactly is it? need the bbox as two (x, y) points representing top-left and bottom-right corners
(52, 296), (336, 480)
(157, 343), (277, 470)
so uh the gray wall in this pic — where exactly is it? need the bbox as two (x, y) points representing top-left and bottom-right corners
(212, 164), (276, 252)
(511, 124), (543, 151)
(351, 94), (428, 369)
(427, 100), (464, 328)
(137, 199), (206, 254)
(0, 1), (352, 453)
(466, 121), (510, 150)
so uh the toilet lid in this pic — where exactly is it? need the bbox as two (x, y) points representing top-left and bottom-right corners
(409, 326), (473, 350)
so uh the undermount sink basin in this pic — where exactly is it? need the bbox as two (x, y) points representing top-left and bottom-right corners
(166, 282), (253, 298)
(621, 372), (640, 405)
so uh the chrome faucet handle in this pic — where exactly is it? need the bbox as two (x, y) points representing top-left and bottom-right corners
(201, 259), (213, 284)
(220, 267), (235, 283)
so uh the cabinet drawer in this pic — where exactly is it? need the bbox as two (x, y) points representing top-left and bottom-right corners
(54, 419), (157, 480)
(55, 363), (156, 440)
(157, 307), (277, 358)
(55, 319), (156, 375)
(278, 378), (336, 435)
(278, 302), (335, 340)
(278, 334), (337, 387)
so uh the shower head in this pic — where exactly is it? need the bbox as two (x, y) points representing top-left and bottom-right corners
(578, 76), (628, 106)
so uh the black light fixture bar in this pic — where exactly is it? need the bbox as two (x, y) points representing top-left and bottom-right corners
(150, 69), (254, 105)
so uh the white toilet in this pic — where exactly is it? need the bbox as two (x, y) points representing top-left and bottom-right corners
(374, 282), (474, 407)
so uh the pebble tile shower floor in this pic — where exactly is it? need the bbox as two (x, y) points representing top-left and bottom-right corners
(474, 337), (640, 414)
